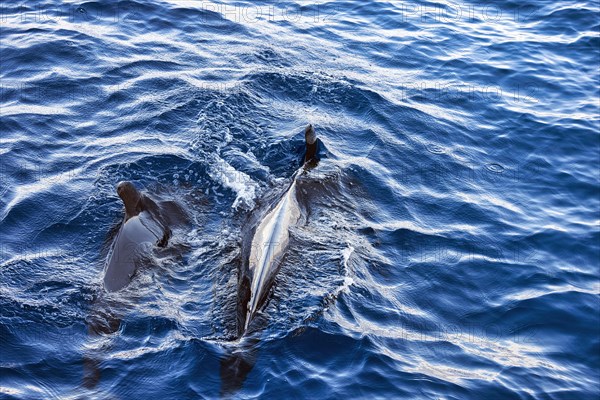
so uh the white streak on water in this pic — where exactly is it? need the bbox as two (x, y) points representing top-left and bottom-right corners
(208, 156), (258, 210)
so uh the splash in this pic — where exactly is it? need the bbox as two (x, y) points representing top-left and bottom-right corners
(208, 156), (259, 210)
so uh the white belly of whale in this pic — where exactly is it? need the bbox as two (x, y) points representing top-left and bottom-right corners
(246, 179), (300, 329)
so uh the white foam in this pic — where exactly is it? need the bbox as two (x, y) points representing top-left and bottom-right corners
(208, 157), (258, 210)
(339, 245), (355, 292)
(342, 245), (355, 269)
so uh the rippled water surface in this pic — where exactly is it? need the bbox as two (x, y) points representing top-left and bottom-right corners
(1, 0), (599, 399)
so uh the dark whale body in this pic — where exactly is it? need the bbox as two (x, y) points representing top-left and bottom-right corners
(103, 181), (171, 292)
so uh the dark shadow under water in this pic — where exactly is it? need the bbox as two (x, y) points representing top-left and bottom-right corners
(82, 294), (124, 389)
(219, 335), (261, 397)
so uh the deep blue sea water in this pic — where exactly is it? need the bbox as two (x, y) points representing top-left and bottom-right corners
(1, 0), (599, 399)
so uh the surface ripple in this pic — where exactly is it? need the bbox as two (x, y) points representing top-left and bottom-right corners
(0, 0), (598, 399)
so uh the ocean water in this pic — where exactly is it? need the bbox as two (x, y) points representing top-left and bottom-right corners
(1, 0), (599, 399)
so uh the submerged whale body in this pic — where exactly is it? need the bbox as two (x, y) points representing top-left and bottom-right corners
(236, 124), (320, 335)
(245, 176), (300, 330)
(221, 124), (321, 396)
(85, 181), (188, 388)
